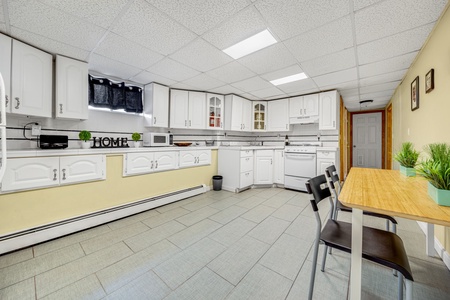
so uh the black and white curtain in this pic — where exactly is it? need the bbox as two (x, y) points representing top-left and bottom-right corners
(88, 75), (143, 113)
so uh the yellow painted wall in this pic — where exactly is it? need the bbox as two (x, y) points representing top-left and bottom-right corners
(390, 4), (450, 249)
(0, 150), (218, 235)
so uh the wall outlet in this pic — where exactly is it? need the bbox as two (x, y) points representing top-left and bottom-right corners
(31, 124), (41, 136)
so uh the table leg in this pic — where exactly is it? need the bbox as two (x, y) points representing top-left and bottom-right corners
(350, 208), (363, 300)
(426, 223), (435, 256)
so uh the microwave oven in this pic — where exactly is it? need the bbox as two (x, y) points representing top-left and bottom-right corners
(143, 133), (173, 147)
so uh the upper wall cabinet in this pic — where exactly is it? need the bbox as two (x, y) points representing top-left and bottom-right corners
(144, 83), (169, 128)
(170, 90), (206, 129)
(319, 90), (340, 131)
(55, 55), (88, 120)
(206, 93), (224, 130)
(267, 99), (289, 132)
(11, 40), (53, 118)
(252, 101), (267, 131)
(289, 94), (319, 124)
(224, 95), (251, 131)
(0, 34), (11, 111)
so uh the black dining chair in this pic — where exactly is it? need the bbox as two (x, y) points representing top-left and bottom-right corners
(325, 165), (398, 234)
(306, 174), (413, 300)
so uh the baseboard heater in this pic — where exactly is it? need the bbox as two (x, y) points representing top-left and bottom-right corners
(0, 184), (208, 255)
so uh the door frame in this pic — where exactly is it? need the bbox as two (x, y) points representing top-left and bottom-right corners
(386, 103), (393, 169)
(350, 110), (386, 169)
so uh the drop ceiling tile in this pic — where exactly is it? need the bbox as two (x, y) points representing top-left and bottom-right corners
(147, 58), (200, 82)
(359, 81), (399, 94)
(341, 94), (360, 102)
(240, 93), (260, 101)
(10, 27), (90, 61)
(352, 0), (383, 11)
(284, 16), (353, 62)
(170, 38), (233, 72)
(250, 86), (285, 99)
(209, 85), (244, 95)
(129, 71), (176, 86)
(95, 33), (163, 70)
(276, 78), (319, 94)
(146, 0), (248, 35)
(355, 0), (447, 44)
(319, 80), (359, 93)
(112, 0), (196, 55)
(339, 88), (359, 97)
(202, 6), (267, 49)
(0, 24), (5, 32)
(359, 90), (396, 101)
(287, 88), (318, 97)
(8, 0), (106, 51)
(359, 52), (417, 78)
(255, 0), (349, 40)
(237, 43), (297, 75)
(0, 2), (4, 23)
(357, 23), (434, 65)
(181, 73), (225, 91)
(39, 0), (130, 29)
(206, 61), (255, 84)
(260, 65), (304, 82)
(170, 82), (197, 90)
(359, 70), (406, 87)
(301, 48), (356, 77)
(230, 76), (273, 93)
(312, 68), (357, 88)
(88, 53), (142, 80)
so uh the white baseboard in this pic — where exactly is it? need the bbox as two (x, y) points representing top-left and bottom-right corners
(417, 221), (450, 271)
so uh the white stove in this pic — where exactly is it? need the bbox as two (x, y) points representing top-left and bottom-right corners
(284, 142), (321, 192)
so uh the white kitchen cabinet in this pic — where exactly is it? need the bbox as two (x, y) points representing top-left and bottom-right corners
(319, 90), (340, 130)
(0, 34), (11, 112)
(316, 149), (339, 176)
(254, 150), (273, 184)
(1, 155), (105, 192)
(267, 99), (289, 131)
(124, 151), (178, 176)
(170, 90), (206, 129)
(144, 83), (169, 128)
(55, 55), (88, 120)
(289, 94), (319, 124)
(252, 101), (267, 131)
(60, 155), (105, 184)
(179, 149), (211, 168)
(273, 149), (285, 184)
(218, 148), (254, 192)
(224, 95), (251, 131)
(11, 39), (52, 118)
(206, 93), (224, 130)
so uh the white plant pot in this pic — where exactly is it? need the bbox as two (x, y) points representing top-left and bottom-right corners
(133, 141), (140, 148)
(81, 141), (90, 149)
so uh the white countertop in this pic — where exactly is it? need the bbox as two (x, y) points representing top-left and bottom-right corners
(219, 145), (285, 150)
(317, 147), (339, 151)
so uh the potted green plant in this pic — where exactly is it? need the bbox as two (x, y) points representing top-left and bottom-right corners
(416, 143), (450, 206)
(394, 142), (420, 176)
(131, 132), (141, 148)
(78, 130), (91, 149)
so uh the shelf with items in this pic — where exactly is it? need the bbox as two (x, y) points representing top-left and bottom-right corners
(252, 101), (267, 131)
(207, 93), (223, 130)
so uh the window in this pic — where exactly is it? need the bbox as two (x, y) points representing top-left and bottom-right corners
(88, 75), (143, 113)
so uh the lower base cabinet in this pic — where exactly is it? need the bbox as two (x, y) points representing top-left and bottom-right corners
(219, 149), (254, 192)
(254, 150), (273, 185)
(1, 155), (106, 192)
(179, 150), (211, 168)
(316, 149), (339, 176)
(124, 151), (178, 176)
(273, 150), (285, 184)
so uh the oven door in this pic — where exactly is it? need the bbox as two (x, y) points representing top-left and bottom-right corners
(284, 153), (317, 178)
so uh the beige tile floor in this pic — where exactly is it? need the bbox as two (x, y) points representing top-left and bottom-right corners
(1, 188), (450, 299)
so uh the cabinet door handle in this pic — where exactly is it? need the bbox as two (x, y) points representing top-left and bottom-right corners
(15, 97), (20, 109)
(60, 104), (63, 114)
(154, 117), (156, 124)
(62, 169), (66, 180)
(53, 169), (57, 181)
(304, 108), (306, 115)
(155, 161), (158, 169)
(151, 160), (154, 169)
(271, 159), (273, 165)
(185, 120), (187, 127)
(5, 95), (8, 107)
(333, 121), (335, 127)
(189, 120), (191, 127)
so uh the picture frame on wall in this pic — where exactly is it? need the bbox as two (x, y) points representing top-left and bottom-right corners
(411, 76), (419, 111)
(426, 69), (434, 93)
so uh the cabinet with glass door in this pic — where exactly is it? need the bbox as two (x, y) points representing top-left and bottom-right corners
(207, 93), (224, 130)
(252, 101), (267, 131)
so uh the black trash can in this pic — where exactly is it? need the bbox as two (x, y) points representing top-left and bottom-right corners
(212, 175), (223, 191)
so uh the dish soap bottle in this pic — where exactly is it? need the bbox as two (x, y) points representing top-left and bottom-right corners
(285, 135), (289, 146)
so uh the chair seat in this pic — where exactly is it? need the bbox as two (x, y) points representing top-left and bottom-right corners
(337, 201), (398, 224)
(321, 219), (413, 281)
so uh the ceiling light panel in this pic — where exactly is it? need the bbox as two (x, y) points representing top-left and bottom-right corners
(270, 73), (307, 86)
(222, 29), (277, 59)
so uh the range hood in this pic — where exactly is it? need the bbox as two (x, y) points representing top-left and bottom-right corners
(289, 115), (319, 124)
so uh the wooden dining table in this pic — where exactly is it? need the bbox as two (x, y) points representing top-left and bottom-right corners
(339, 167), (450, 300)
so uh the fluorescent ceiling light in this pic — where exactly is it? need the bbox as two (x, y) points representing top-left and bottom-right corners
(223, 29), (277, 59)
(270, 73), (308, 86)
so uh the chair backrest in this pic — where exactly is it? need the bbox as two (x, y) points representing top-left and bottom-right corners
(325, 165), (340, 186)
(305, 174), (332, 212)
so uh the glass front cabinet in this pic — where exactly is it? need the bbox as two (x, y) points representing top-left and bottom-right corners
(207, 93), (224, 130)
(252, 101), (267, 131)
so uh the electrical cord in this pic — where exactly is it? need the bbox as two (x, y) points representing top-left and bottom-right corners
(23, 122), (39, 142)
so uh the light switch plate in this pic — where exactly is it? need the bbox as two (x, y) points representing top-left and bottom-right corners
(31, 125), (41, 136)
